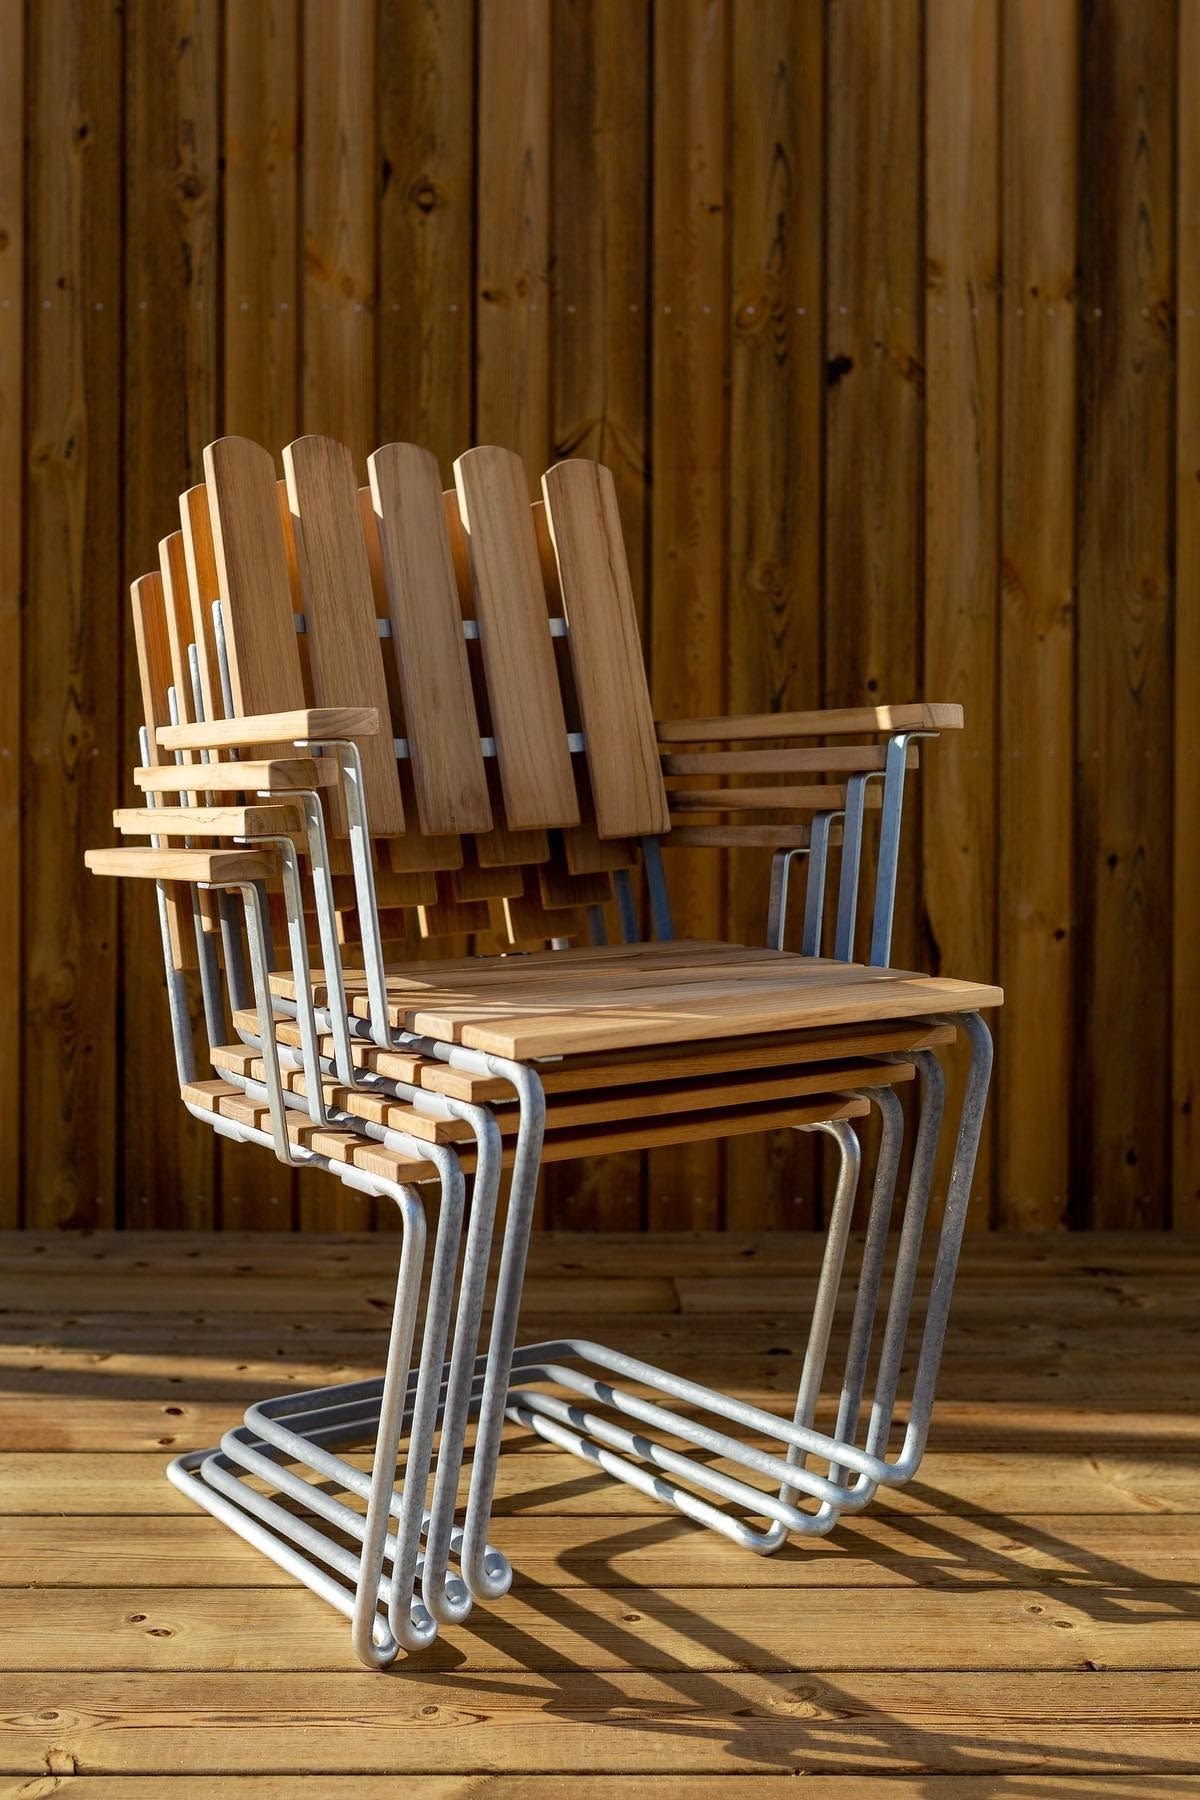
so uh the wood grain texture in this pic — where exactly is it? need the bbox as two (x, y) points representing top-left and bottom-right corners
(378, 0), (473, 469)
(368, 442), (491, 834)
(542, 459), (670, 837)
(6, 5), (1197, 1231)
(649, 0), (728, 1231)
(4, 1233), (1195, 1781)
(724, 0), (825, 1232)
(0, 0), (20, 1224)
(997, 0), (1077, 1229)
(123, 0), (219, 1231)
(476, 0), (551, 473)
(23, 0), (122, 1228)
(221, 10), (300, 1229)
(923, 0), (998, 1233)
(203, 438), (306, 725)
(301, 0), (375, 467)
(1077, 0), (1174, 1228)
(282, 434), (404, 834)
(1174, 0), (1200, 1228)
(224, 0), (298, 450)
(825, 0), (922, 972)
(454, 446), (579, 829)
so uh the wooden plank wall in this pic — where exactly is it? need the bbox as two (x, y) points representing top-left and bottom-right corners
(3, 0), (1192, 1232)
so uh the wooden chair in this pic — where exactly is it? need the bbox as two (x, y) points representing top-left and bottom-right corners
(86, 434), (1001, 1669)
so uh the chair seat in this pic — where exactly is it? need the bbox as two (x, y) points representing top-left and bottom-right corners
(266, 939), (1001, 1061)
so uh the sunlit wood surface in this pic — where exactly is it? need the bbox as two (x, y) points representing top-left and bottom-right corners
(0, 1231), (1197, 1795)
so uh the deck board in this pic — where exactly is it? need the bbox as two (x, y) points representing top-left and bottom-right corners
(0, 1232), (1197, 1788)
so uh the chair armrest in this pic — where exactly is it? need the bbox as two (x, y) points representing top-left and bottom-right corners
(155, 706), (379, 754)
(655, 702), (962, 744)
(133, 757), (340, 794)
(85, 846), (277, 884)
(113, 803), (307, 839)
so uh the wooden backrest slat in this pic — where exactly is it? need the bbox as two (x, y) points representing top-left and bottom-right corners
(130, 572), (174, 769)
(541, 458), (670, 838)
(203, 437), (306, 721)
(157, 532), (198, 733)
(282, 435), (406, 837)
(453, 445), (579, 831)
(178, 484), (224, 721)
(129, 569), (198, 968)
(367, 441), (491, 835)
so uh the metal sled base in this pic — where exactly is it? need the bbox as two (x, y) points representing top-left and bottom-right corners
(167, 1016), (991, 1670)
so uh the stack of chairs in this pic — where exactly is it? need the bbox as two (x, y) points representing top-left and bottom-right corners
(87, 434), (1001, 1669)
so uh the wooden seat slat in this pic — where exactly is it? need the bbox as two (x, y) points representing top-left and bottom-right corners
(447, 972), (1002, 1059)
(181, 1081), (436, 1182)
(454, 446), (579, 830)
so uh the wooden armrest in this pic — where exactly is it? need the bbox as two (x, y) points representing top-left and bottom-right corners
(155, 706), (379, 754)
(134, 757), (340, 794)
(655, 703), (963, 744)
(113, 803), (307, 838)
(85, 846), (277, 883)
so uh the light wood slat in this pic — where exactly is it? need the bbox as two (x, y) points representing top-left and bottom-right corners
(1078, 0), (1174, 1227)
(203, 435), (306, 727)
(7, 1508), (1194, 1585)
(220, 1059), (475, 1146)
(181, 1081), (435, 1183)
(0, 1581), (1190, 1673)
(997, 0), (1077, 1227)
(130, 573), (176, 770)
(358, 485), (465, 876)
(113, 803), (306, 839)
(665, 745), (893, 775)
(245, 1055), (909, 1139)
(367, 441), (491, 833)
(657, 704), (963, 743)
(86, 848), (276, 885)
(0, 1675), (1194, 1784)
(454, 446), (579, 830)
(1176, 0), (1200, 1226)
(445, 974), (1000, 1059)
(158, 531), (201, 735)
(134, 758), (339, 795)
(282, 434), (404, 835)
(541, 458), (669, 837)
(159, 707), (376, 754)
(128, 572), (198, 971)
(178, 482), (225, 723)
(23, 0), (122, 1230)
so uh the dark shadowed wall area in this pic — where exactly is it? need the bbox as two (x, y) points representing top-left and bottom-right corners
(1, 0), (1195, 1230)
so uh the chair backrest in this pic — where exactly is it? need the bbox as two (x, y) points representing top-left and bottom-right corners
(142, 433), (671, 951)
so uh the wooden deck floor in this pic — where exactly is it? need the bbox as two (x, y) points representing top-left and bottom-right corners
(0, 1230), (1197, 1797)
